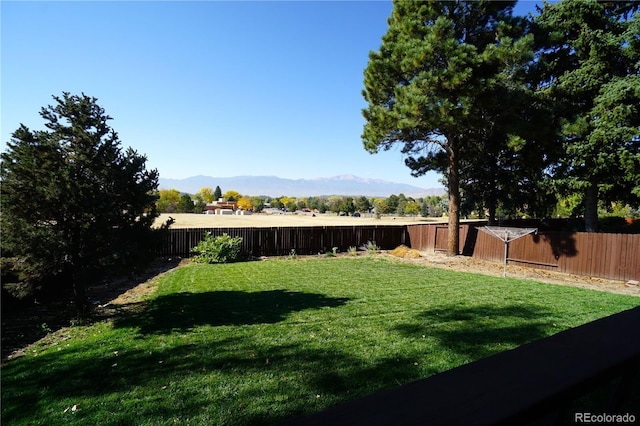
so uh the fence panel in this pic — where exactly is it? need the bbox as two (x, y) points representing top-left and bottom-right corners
(406, 222), (486, 254)
(406, 224), (435, 251)
(507, 234), (560, 270)
(161, 225), (407, 258)
(472, 230), (504, 263)
(623, 234), (640, 282)
(161, 224), (638, 281)
(405, 223), (639, 282)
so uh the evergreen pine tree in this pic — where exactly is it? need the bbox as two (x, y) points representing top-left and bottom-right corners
(1, 93), (170, 316)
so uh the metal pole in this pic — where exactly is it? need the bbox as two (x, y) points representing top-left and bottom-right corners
(503, 231), (509, 277)
(503, 241), (508, 277)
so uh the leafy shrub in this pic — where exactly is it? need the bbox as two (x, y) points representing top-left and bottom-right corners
(191, 233), (244, 264)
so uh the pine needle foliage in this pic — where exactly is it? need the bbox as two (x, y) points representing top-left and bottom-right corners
(0, 93), (169, 316)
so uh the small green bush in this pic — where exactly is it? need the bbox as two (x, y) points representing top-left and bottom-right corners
(191, 233), (244, 264)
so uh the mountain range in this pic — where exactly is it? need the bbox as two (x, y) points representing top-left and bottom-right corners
(158, 174), (445, 198)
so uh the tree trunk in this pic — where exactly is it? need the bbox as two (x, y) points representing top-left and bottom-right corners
(487, 191), (497, 226)
(447, 145), (460, 256)
(584, 182), (598, 232)
(71, 268), (88, 319)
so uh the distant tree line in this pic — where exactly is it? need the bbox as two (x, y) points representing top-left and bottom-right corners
(156, 188), (451, 218)
(158, 185), (639, 223)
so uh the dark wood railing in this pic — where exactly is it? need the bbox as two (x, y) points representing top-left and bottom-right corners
(280, 307), (640, 426)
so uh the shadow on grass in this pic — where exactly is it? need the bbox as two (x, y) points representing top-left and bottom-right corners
(3, 301), (561, 425)
(114, 290), (350, 334)
(1, 334), (425, 425)
(1, 257), (183, 361)
(393, 304), (555, 360)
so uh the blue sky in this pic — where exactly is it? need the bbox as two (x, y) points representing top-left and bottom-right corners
(1, 1), (541, 190)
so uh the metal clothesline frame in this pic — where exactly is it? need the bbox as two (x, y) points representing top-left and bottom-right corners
(477, 226), (538, 277)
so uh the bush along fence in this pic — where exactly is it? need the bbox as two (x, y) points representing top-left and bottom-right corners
(406, 223), (640, 282)
(158, 226), (408, 258)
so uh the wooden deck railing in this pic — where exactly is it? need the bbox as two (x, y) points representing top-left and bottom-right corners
(280, 307), (640, 426)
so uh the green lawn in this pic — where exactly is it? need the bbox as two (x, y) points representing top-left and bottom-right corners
(2, 257), (638, 425)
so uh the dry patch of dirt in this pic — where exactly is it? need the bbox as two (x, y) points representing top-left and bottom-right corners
(90, 258), (190, 322)
(1, 258), (185, 363)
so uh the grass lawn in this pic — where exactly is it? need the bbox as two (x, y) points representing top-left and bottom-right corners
(2, 256), (638, 425)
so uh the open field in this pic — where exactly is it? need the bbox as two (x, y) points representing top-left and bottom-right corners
(3, 257), (638, 425)
(156, 212), (448, 228)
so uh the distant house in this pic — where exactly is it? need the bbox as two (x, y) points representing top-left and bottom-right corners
(204, 199), (238, 215)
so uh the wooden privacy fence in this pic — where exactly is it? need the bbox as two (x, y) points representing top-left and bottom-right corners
(407, 223), (640, 282)
(160, 223), (637, 281)
(159, 226), (408, 257)
(404, 221), (487, 256)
